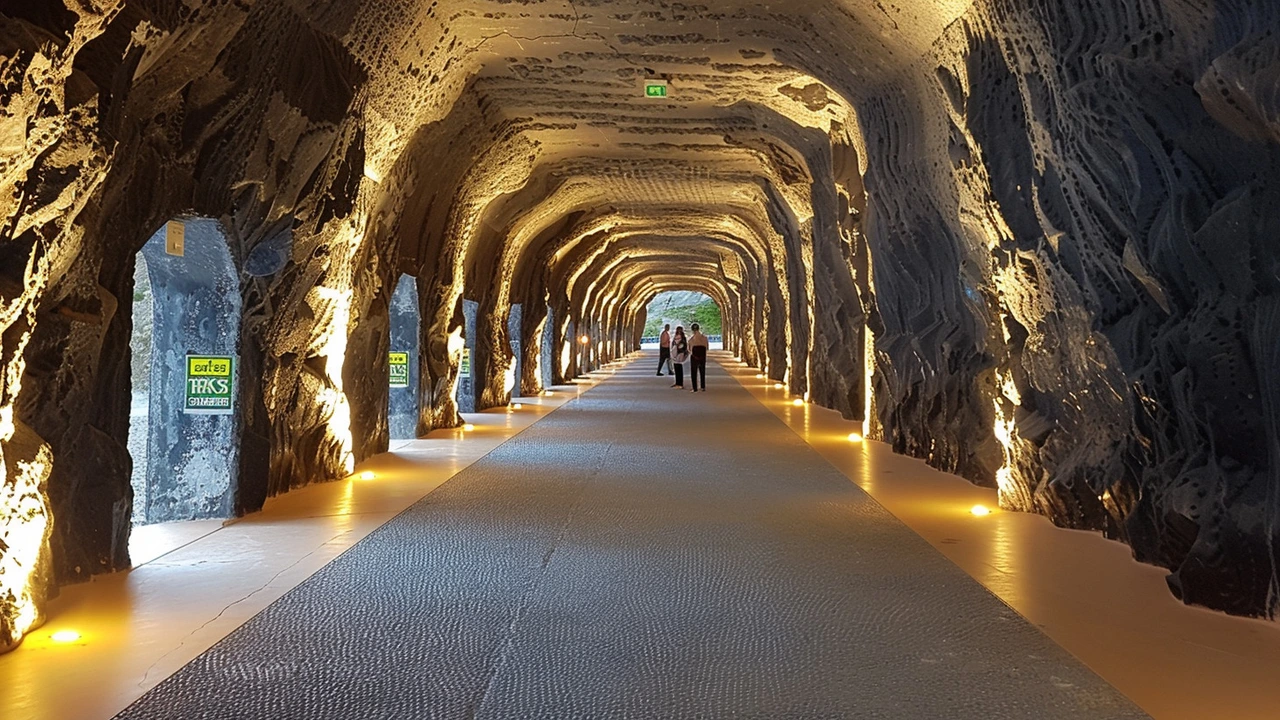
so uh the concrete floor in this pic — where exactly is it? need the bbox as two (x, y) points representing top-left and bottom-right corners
(2, 354), (1278, 718)
(0, 379), (608, 720)
(120, 358), (1139, 718)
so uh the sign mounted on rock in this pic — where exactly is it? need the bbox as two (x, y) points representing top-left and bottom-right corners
(460, 348), (471, 378)
(184, 355), (235, 414)
(389, 351), (409, 388)
(165, 219), (185, 256)
(644, 80), (668, 98)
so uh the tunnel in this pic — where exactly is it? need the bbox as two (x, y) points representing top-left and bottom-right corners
(1, 1), (1278, 717)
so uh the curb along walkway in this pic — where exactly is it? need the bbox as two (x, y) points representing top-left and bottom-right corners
(116, 359), (1147, 719)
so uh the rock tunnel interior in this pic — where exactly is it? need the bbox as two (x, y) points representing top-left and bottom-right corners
(2, 0), (1279, 650)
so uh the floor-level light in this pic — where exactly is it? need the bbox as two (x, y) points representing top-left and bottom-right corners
(50, 630), (81, 643)
(773, 382), (784, 389)
(359, 470), (375, 480)
(847, 432), (863, 443)
(970, 504), (992, 517)
(792, 398), (805, 407)
(463, 423), (476, 432)
(543, 390), (553, 397)
(755, 373), (765, 379)
(511, 403), (523, 410)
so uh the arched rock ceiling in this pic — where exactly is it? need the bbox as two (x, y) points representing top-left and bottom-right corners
(355, 0), (967, 164)
(355, 0), (895, 302)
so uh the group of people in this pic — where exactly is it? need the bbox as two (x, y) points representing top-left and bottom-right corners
(655, 323), (709, 392)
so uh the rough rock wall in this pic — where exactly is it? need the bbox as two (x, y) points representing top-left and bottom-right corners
(1, 1), (380, 649)
(0, 0), (117, 652)
(859, 0), (1280, 616)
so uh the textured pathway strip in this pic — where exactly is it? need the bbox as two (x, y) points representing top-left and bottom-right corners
(116, 359), (1148, 720)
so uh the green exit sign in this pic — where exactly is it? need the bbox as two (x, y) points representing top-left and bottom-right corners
(645, 82), (668, 97)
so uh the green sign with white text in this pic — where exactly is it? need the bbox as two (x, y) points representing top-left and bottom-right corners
(184, 355), (235, 415)
(460, 348), (471, 378)
(389, 351), (409, 388)
(645, 82), (667, 97)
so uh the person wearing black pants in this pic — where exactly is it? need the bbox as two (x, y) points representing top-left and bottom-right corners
(688, 323), (709, 392)
(656, 324), (671, 375)
(670, 326), (688, 388)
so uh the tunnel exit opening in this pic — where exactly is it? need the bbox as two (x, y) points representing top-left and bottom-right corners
(641, 291), (723, 349)
(125, 218), (241, 526)
(388, 273), (420, 440)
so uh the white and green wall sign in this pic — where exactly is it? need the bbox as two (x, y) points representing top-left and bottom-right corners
(184, 355), (235, 415)
(389, 351), (410, 388)
(460, 347), (471, 378)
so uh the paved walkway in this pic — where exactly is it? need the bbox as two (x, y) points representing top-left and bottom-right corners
(116, 359), (1146, 719)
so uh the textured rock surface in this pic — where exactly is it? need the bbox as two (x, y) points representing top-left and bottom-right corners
(0, 0), (1277, 648)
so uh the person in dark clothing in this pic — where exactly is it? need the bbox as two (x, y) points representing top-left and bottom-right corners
(656, 323), (671, 375)
(670, 326), (688, 388)
(688, 323), (708, 392)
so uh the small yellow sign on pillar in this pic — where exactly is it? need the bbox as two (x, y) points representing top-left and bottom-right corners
(165, 219), (185, 256)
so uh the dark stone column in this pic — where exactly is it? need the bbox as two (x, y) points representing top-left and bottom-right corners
(135, 219), (241, 524)
(388, 274), (420, 440)
(541, 305), (555, 389)
(508, 303), (524, 399)
(458, 299), (478, 413)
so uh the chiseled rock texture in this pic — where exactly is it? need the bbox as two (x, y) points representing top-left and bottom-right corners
(0, 0), (1276, 649)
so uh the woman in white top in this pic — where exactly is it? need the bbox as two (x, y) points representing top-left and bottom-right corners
(669, 326), (688, 388)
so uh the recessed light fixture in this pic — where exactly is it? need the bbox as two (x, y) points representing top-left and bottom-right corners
(847, 432), (863, 443)
(970, 505), (992, 517)
(511, 403), (523, 410)
(463, 423), (475, 432)
(792, 398), (804, 407)
(50, 630), (81, 643)
(359, 470), (375, 480)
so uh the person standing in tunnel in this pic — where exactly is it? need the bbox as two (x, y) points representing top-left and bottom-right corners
(670, 326), (688, 388)
(688, 323), (708, 392)
(657, 323), (672, 376)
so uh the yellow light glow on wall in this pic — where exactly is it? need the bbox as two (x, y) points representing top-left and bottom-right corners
(50, 629), (81, 643)
(447, 327), (465, 355)
(863, 319), (876, 440)
(310, 283), (357, 476)
(0, 435), (54, 651)
(992, 368), (1021, 508)
(502, 361), (517, 397)
(0, 238), (56, 650)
